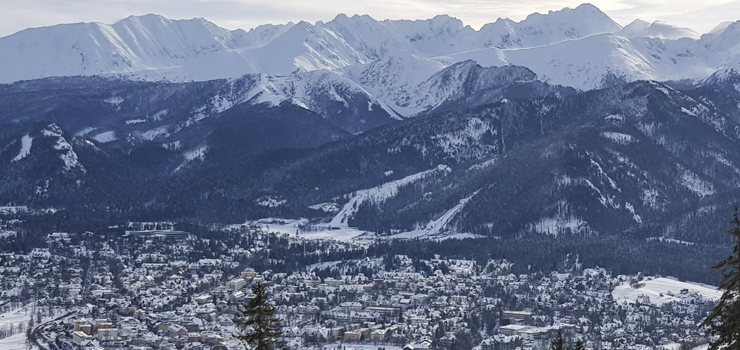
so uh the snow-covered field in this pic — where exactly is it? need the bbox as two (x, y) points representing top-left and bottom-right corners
(0, 302), (72, 350)
(612, 277), (721, 306)
(0, 304), (32, 350)
(249, 218), (368, 242)
(0, 333), (27, 350)
(0, 305), (31, 332)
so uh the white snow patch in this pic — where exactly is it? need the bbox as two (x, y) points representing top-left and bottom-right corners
(589, 158), (620, 191)
(0, 206), (28, 214)
(256, 196), (286, 208)
(681, 107), (697, 117)
(92, 131), (117, 143)
(712, 152), (740, 176)
(75, 127), (97, 136)
(43, 124), (85, 173)
(162, 141), (182, 150)
(151, 109), (169, 121)
(604, 114), (625, 122)
(126, 119), (148, 125)
(11, 134), (32, 162)
(308, 203), (340, 213)
(647, 237), (694, 245)
(467, 158), (497, 171)
(601, 131), (637, 145)
(141, 126), (170, 141)
(680, 169), (714, 197)
(641, 188), (660, 209)
(0, 230), (17, 238)
(529, 215), (588, 237)
(184, 145), (208, 161)
(104, 96), (124, 105)
(612, 277), (721, 306)
(584, 179), (609, 207)
(624, 202), (642, 223)
(173, 144), (207, 172)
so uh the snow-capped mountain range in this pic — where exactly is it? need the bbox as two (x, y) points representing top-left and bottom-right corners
(3, 3), (740, 115)
(7, 3), (740, 244)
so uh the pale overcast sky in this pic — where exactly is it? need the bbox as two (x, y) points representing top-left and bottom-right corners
(1, 0), (739, 38)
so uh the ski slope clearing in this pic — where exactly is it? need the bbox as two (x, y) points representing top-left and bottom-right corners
(612, 277), (721, 306)
(385, 191), (481, 240)
(329, 165), (451, 228)
(11, 135), (32, 162)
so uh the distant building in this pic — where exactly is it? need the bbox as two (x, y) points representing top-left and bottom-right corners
(74, 320), (93, 335)
(344, 331), (362, 342)
(226, 278), (247, 291)
(124, 230), (190, 243)
(97, 328), (119, 341)
(501, 311), (533, 325)
(73, 331), (94, 344)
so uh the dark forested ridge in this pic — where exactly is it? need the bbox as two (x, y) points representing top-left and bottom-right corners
(2, 74), (740, 253)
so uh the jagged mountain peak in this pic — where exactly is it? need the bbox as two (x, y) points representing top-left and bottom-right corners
(1, 5), (739, 92)
(477, 3), (621, 50)
(326, 13), (377, 23)
(620, 19), (699, 39)
(528, 3), (611, 21)
(525, 2), (619, 32)
(707, 21), (734, 36)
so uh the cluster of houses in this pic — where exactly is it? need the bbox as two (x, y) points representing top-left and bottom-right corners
(0, 224), (719, 350)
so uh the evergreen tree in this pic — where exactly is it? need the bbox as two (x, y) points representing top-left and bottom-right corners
(574, 340), (585, 350)
(550, 329), (565, 350)
(234, 283), (282, 350)
(702, 206), (740, 350)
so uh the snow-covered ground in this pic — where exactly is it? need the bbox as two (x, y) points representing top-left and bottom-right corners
(0, 333), (27, 350)
(0, 305), (32, 332)
(0, 302), (73, 350)
(11, 135), (32, 162)
(249, 218), (368, 242)
(91, 131), (117, 143)
(612, 277), (721, 306)
(0, 304), (32, 350)
(0, 206), (27, 214)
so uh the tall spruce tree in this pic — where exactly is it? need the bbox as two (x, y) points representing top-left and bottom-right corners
(701, 206), (740, 350)
(550, 329), (565, 350)
(574, 340), (585, 350)
(234, 283), (282, 350)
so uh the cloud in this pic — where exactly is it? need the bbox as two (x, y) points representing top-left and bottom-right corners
(0, 0), (737, 37)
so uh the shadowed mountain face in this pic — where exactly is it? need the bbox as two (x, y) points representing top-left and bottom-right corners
(2, 72), (740, 246)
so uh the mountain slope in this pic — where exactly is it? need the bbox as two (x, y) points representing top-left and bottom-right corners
(5, 75), (740, 244)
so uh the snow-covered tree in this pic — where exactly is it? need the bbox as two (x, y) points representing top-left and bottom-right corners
(234, 283), (282, 350)
(701, 206), (740, 350)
